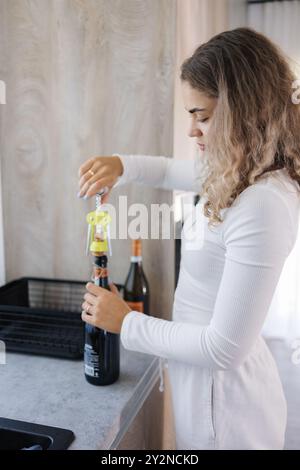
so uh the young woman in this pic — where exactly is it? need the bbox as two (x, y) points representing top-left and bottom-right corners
(78, 28), (300, 450)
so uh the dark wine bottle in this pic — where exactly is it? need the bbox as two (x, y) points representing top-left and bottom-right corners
(124, 239), (150, 315)
(84, 254), (120, 385)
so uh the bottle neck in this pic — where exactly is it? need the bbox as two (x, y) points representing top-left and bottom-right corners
(131, 239), (142, 258)
(93, 255), (109, 287)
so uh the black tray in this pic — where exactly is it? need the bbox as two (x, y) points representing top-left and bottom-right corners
(0, 277), (87, 359)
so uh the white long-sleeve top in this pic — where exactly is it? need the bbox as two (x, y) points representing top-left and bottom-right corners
(115, 153), (300, 449)
(117, 154), (298, 368)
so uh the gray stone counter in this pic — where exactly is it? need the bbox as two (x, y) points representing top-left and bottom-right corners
(0, 347), (159, 449)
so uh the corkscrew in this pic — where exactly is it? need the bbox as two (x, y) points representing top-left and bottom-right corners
(86, 187), (112, 256)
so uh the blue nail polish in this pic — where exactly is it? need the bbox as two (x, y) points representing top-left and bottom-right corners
(77, 192), (82, 198)
(83, 195), (89, 200)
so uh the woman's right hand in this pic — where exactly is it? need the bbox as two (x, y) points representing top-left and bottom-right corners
(78, 156), (123, 200)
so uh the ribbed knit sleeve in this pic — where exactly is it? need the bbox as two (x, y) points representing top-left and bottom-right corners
(114, 153), (205, 192)
(120, 186), (296, 370)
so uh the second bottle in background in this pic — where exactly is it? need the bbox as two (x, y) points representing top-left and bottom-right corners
(124, 239), (150, 316)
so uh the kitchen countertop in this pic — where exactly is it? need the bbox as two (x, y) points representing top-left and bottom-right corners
(0, 346), (159, 449)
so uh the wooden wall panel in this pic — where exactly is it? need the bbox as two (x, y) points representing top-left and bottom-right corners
(0, 0), (176, 449)
(0, 0), (175, 316)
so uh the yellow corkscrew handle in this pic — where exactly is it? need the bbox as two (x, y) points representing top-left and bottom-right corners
(86, 210), (112, 253)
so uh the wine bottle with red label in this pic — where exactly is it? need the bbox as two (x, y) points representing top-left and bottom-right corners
(124, 239), (150, 315)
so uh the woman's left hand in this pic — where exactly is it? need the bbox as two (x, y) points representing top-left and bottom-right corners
(82, 282), (132, 334)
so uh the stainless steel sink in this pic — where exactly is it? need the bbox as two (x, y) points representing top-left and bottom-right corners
(0, 417), (74, 450)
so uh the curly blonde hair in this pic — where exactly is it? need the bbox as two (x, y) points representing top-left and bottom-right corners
(180, 27), (300, 228)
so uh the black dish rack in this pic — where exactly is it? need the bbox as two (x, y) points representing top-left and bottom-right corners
(0, 277), (87, 359)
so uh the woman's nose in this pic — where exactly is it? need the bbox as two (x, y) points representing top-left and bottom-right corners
(188, 122), (203, 138)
